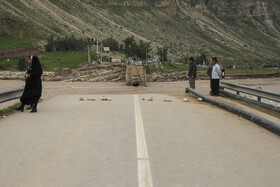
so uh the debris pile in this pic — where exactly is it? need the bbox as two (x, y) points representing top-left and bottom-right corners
(101, 96), (111, 101)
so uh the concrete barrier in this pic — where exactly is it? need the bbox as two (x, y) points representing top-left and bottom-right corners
(186, 87), (280, 136)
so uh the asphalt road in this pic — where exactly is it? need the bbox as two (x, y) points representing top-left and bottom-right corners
(0, 94), (280, 187)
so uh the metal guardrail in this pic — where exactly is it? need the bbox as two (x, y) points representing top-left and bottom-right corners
(220, 81), (280, 102)
(0, 87), (24, 103)
(220, 89), (280, 112)
(186, 87), (280, 136)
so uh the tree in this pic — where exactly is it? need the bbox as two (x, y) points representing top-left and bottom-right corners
(102, 37), (119, 51)
(123, 36), (151, 60)
(45, 35), (54, 51)
(195, 53), (207, 65)
(123, 36), (137, 57)
(137, 40), (151, 60)
(156, 46), (168, 62)
(18, 57), (26, 72)
(119, 44), (124, 52)
(45, 35), (91, 51)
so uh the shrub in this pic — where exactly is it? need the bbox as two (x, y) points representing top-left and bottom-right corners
(17, 57), (26, 71)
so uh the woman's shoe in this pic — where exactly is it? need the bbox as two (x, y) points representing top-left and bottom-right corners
(30, 106), (37, 113)
(15, 104), (24, 112)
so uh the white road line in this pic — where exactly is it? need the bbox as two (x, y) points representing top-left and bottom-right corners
(134, 95), (153, 187)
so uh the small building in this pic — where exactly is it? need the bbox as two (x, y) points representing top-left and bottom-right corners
(103, 47), (110, 52)
(110, 55), (122, 63)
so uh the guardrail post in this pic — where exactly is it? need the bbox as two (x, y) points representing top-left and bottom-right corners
(258, 97), (261, 102)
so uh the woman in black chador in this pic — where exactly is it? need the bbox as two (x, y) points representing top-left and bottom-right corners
(16, 55), (43, 113)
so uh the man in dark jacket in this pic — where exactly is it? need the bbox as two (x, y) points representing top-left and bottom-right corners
(188, 57), (197, 89)
(208, 59), (213, 95)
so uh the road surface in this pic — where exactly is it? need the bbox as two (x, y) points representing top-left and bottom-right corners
(0, 94), (280, 187)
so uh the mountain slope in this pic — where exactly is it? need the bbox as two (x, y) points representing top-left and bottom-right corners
(0, 0), (279, 68)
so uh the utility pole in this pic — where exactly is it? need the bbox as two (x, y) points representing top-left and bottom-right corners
(19, 29), (23, 40)
(100, 42), (103, 63)
(186, 47), (189, 64)
(162, 48), (164, 63)
(0, 2), (7, 33)
(0, 2), (2, 32)
(88, 44), (91, 64)
(146, 44), (148, 63)
(96, 38), (99, 55)
(52, 36), (56, 52)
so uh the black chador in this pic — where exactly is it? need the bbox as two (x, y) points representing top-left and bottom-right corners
(16, 56), (43, 113)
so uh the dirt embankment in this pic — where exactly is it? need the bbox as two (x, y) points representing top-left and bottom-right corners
(0, 48), (39, 58)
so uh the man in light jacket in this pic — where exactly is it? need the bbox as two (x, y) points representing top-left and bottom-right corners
(211, 57), (220, 96)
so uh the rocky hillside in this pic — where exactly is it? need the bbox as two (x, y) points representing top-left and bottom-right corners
(0, 0), (279, 68)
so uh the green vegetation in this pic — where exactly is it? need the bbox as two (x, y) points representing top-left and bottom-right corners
(156, 46), (168, 62)
(123, 36), (151, 59)
(0, 57), (19, 71)
(102, 37), (120, 51)
(0, 51), (96, 71)
(38, 51), (94, 71)
(17, 57), (27, 71)
(147, 62), (188, 73)
(0, 102), (21, 116)
(0, 34), (35, 50)
(45, 35), (94, 52)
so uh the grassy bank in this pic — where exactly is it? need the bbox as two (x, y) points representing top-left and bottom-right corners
(0, 51), (97, 71)
(0, 57), (19, 71)
(0, 34), (35, 50)
(38, 51), (95, 71)
(0, 102), (21, 116)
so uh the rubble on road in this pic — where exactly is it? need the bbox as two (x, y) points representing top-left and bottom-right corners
(183, 98), (189, 102)
(197, 98), (203, 102)
(148, 97), (153, 101)
(164, 99), (172, 102)
(101, 96), (111, 101)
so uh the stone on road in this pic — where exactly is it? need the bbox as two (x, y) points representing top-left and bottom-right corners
(0, 94), (279, 187)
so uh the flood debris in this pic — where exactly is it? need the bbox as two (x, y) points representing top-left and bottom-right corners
(183, 98), (189, 102)
(101, 96), (111, 101)
(147, 97), (153, 101)
(164, 99), (172, 102)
